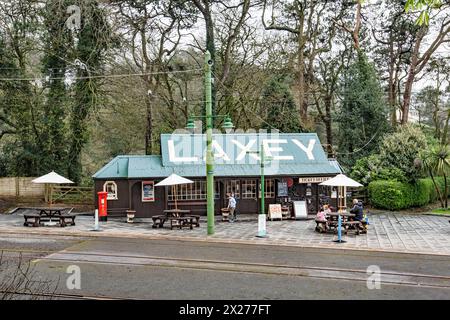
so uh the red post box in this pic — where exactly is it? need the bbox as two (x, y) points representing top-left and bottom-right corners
(98, 191), (108, 222)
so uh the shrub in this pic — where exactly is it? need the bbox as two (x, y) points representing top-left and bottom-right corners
(368, 180), (413, 210)
(368, 178), (447, 210)
(378, 124), (428, 183)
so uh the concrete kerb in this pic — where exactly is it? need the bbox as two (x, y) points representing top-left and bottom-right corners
(1, 227), (449, 258)
(421, 212), (450, 218)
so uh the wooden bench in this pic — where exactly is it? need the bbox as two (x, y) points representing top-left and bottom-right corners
(315, 220), (328, 233)
(185, 215), (200, 227)
(343, 220), (363, 235)
(58, 214), (76, 227)
(169, 217), (195, 230)
(24, 214), (41, 227)
(152, 215), (167, 228)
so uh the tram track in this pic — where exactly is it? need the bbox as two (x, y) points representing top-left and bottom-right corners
(31, 250), (450, 290)
(0, 290), (137, 300)
(1, 243), (450, 299)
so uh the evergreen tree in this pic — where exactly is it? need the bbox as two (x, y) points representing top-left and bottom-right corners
(336, 51), (390, 169)
(67, 0), (110, 184)
(40, 0), (72, 174)
(0, 35), (41, 176)
(261, 76), (302, 132)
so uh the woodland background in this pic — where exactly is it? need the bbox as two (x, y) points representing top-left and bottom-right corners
(0, 0), (449, 190)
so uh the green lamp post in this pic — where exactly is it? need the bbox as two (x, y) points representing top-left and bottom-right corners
(249, 143), (272, 238)
(185, 51), (234, 235)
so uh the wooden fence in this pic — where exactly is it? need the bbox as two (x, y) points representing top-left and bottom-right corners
(0, 177), (45, 198)
(0, 177), (93, 204)
(51, 186), (93, 204)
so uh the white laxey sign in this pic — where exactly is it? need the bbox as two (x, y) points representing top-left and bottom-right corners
(161, 133), (328, 166)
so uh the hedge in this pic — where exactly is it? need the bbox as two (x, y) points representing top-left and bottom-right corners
(368, 178), (446, 211)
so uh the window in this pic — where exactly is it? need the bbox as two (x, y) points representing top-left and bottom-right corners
(264, 179), (275, 198)
(225, 180), (240, 199)
(242, 180), (257, 199)
(168, 181), (220, 201)
(142, 181), (155, 202)
(103, 181), (118, 200)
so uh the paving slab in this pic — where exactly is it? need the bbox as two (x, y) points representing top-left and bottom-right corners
(0, 211), (449, 255)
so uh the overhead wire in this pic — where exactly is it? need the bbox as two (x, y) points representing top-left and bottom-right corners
(0, 68), (203, 82)
(211, 70), (384, 156)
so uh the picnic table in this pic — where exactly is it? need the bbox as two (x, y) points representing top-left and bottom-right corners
(23, 208), (76, 228)
(315, 212), (365, 235)
(152, 209), (200, 229)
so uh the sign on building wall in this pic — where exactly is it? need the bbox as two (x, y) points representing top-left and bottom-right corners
(277, 182), (288, 197)
(142, 181), (155, 202)
(298, 177), (330, 184)
(160, 133), (328, 166)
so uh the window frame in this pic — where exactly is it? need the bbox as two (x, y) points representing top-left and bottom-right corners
(103, 181), (118, 200)
(242, 179), (257, 199)
(260, 179), (275, 199)
(167, 180), (220, 201)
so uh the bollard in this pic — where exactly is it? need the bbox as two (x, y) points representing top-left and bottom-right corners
(333, 214), (346, 243)
(338, 214), (342, 241)
(91, 209), (101, 232)
(94, 209), (99, 230)
(256, 214), (267, 238)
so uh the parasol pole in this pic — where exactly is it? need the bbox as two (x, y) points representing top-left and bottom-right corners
(49, 184), (53, 207)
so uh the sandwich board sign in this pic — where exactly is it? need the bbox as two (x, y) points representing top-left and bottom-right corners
(268, 204), (283, 221)
(293, 201), (308, 220)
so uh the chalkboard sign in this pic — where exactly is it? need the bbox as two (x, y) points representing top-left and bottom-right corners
(293, 201), (308, 220)
(277, 182), (288, 197)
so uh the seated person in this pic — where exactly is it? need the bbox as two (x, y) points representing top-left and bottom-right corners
(315, 205), (329, 222)
(349, 199), (364, 221)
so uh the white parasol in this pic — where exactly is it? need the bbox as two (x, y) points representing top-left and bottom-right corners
(155, 174), (193, 210)
(319, 174), (363, 212)
(32, 171), (74, 206)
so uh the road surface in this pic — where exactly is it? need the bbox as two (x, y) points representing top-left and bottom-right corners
(0, 233), (449, 300)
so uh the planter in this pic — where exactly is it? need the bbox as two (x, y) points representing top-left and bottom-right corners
(126, 210), (136, 223)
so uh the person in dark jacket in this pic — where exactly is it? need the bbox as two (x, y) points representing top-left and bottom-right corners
(349, 199), (364, 221)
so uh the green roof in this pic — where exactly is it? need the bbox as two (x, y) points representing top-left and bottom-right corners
(93, 155), (341, 179)
(93, 133), (342, 179)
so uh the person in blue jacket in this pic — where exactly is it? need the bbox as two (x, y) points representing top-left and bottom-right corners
(349, 199), (364, 221)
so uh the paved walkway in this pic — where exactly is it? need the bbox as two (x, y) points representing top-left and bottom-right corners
(0, 211), (449, 255)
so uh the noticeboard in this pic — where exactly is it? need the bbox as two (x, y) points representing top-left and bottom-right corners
(277, 182), (288, 197)
(293, 201), (308, 220)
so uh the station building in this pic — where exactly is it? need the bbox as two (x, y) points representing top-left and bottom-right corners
(93, 133), (342, 217)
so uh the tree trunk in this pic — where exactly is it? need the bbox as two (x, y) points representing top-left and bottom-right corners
(401, 31), (424, 124)
(352, 1), (362, 50)
(387, 34), (397, 126)
(324, 95), (333, 156)
(444, 173), (448, 208)
(297, 11), (306, 126)
(145, 92), (154, 155)
(429, 169), (445, 208)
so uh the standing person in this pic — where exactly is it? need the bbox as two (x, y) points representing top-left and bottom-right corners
(231, 192), (238, 221)
(227, 192), (237, 223)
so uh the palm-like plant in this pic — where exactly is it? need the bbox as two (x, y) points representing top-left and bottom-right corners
(432, 146), (450, 208)
(419, 148), (445, 208)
